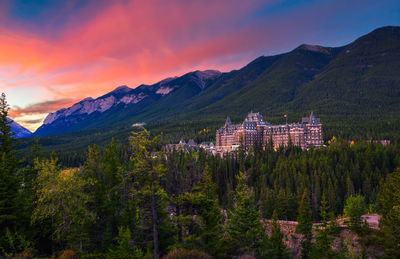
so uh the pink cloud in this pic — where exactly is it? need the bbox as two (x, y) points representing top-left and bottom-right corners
(1, 1), (273, 100)
(9, 98), (74, 117)
(0, 0), (382, 130)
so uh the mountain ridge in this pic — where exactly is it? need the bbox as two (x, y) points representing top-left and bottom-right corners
(34, 69), (222, 136)
(33, 26), (400, 140)
(8, 118), (32, 138)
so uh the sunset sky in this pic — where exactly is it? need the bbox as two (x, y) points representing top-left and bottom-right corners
(1, 0), (399, 131)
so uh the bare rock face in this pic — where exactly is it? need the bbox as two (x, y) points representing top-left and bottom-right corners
(263, 214), (383, 258)
(35, 70), (222, 136)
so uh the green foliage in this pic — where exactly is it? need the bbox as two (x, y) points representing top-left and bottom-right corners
(107, 226), (143, 258)
(3, 126), (400, 257)
(270, 210), (290, 259)
(296, 189), (313, 259)
(379, 168), (400, 257)
(173, 166), (224, 257)
(311, 194), (337, 258)
(0, 93), (22, 253)
(129, 128), (172, 258)
(343, 195), (367, 230)
(82, 140), (123, 249)
(32, 156), (94, 250)
(225, 172), (271, 258)
(0, 228), (33, 258)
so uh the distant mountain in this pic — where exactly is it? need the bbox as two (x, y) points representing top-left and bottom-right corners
(34, 26), (400, 140)
(8, 118), (32, 138)
(34, 70), (221, 136)
(290, 26), (400, 118)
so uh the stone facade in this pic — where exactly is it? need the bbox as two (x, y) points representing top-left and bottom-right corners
(216, 112), (323, 152)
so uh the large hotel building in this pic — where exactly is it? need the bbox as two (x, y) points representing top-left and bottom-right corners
(216, 112), (323, 152)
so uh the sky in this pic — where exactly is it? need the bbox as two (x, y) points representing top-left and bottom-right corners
(0, 0), (399, 131)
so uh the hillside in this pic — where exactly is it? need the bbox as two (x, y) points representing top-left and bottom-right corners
(21, 26), (400, 157)
(33, 70), (222, 136)
(9, 118), (32, 138)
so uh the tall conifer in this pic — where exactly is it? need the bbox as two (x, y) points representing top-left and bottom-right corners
(129, 128), (169, 259)
(270, 210), (290, 258)
(225, 172), (271, 258)
(296, 189), (313, 259)
(0, 93), (20, 242)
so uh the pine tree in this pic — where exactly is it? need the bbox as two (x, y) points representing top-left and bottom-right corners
(101, 139), (123, 247)
(270, 210), (290, 259)
(129, 128), (170, 258)
(82, 145), (106, 248)
(311, 193), (336, 258)
(225, 171), (271, 258)
(82, 139), (124, 249)
(108, 226), (143, 258)
(0, 93), (21, 249)
(379, 168), (400, 258)
(176, 166), (225, 257)
(296, 189), (312, 259)
(192, 166), (224, 257)
(0, 93), (16, 155)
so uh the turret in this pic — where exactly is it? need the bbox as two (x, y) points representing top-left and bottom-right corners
(224, 116), (232, 127)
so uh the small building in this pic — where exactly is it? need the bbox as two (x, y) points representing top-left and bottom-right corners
(164, 139), (200, 153)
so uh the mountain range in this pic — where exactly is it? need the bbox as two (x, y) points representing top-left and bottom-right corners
(9, 118), (32, 138)
(32, 26), (400, 141)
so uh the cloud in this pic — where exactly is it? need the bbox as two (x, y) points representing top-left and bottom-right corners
(17, 118), (43, 125)
(9, 98), (74, 117)
(0, 1), (273, 97)
(1, 0), (398, 131)
(9, 98), (75, 131)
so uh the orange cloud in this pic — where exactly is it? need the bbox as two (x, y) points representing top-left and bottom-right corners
(9, 98), (74, 117)
(1, 1), (272, 103)
(2, 0), (370, 130)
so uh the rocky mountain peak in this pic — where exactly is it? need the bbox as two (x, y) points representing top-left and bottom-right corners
(299, 44), (330, 54)
(110, 85), (132, 94)
(192, 70), (222, 89)
(194, 70), (221, 79)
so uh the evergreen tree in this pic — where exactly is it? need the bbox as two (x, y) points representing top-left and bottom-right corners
(102, 138), (123, 245)
(82, 139), (124, 250)
(0, 93), (21, 252)
(270, 210), (290, 259)
(311, 194), (336, 258)
(129, 128), (171, 258)
(174, 166), (225, 257)
(296, 189), (312, 259)
(225, 171), (271, 258)
(379, 168), (400, 258)
(108, 226), (143, 258)
(190, 166), (225, 257)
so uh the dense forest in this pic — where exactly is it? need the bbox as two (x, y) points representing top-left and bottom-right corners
(1, 92), (400, 258)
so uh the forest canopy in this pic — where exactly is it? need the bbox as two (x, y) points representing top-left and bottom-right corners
(1, 93), (400, 258)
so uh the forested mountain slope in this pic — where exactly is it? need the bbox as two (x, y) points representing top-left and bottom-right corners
(27, 26), (400, 155)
